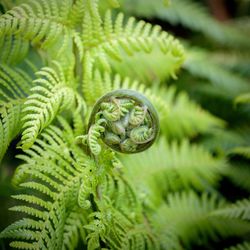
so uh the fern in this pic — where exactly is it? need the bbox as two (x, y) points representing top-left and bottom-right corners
(1, 0), (250, 249)
(224, 164), (250, 192)
(122, 139), (227, 207)
(120, 0), (250, 47)
(1, 119), (159, 249)
(0, 102), (22, 162)
(152, 191), (250, 249)
(0, 0), (87, 74)
(0, 35), (29, 64)
(85, 203), (159, 250)
(81, 7), (185, 100)
(184, 49), (250, 97)
(20, 63), (85, 149)
(1, 121), (91, 249)
(235, 93), (250, 104)
(212, 198), (250, 221)
(109, 42), (184, 83)
(201, 128), (249, 155)
(0, 64), (33, 162)
(0, 0), (84, 62)
(209, 51), (250, 78)
(225, 242), (250, 250)
(230, 147), (250, 159)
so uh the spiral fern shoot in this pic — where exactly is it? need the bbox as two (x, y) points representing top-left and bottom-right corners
(80, 89), (159, 155)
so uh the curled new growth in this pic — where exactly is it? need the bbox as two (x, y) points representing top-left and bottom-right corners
(81, 89), (159, 155)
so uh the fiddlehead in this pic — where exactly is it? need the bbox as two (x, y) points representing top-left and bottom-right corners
(81, 89), (159, 155)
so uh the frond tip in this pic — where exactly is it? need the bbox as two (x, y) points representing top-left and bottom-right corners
(225, 242), (250, 250)
(212, 198), (250, 221)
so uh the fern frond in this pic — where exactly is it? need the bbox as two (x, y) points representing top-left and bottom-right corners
(152, 191), (250, 249)
(201, 128), (248, 155)
(0, 35), (29, 64)
(85, 202), (159, 250)
(63, 208), (88, 249)
(0, 64), (33, 162)
(21, 63), (85, 149)
(1, 117), (152, 249)
(121, 0), (250, 47)
(210, 50), (250, 78)
(67, 0), (85, 26)
(158, 86), (224, 138)
(0, 0), (15, 13)
(100, 165), (139, 210)
(224, 164), (250, 191)
(107, 0), (120, 8)
(184, 49), (250, 97)
(1, 121), (92, 249)
(225, 242), (250, 250)
(122, 139), (226, 207)
(212, 198), (250, 221)
(0, 102), (22, 162)
(110, 45), (183, 83)
(0, 0), (83, 62)
(230, 147), (250, 159)
(235, 93), (250, 104)
(82, 9), (185, 98)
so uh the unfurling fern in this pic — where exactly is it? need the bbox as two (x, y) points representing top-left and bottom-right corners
(81, 89), (159, 155)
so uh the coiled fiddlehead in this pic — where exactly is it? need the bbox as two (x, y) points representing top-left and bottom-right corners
(83, 89), (159, 154)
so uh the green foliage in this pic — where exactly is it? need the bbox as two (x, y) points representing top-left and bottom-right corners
(119, 0), (250, 47)
(1, 121), (91, 249)
(225, 242), (250, 250)
(224, 163), (250, 192)
(184, 49), (250, 97)
(21, 63), (85, 149)
(86, 71), (224, 139)
(0, 64), (33, 162)
(153, 192), (250, 249)
(0, 0), (250, 250)
(122, 139), (226, 206)
(81, 9), (184, 103)
(212, 198), (250, 220)
(0, 0), (78, 62)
